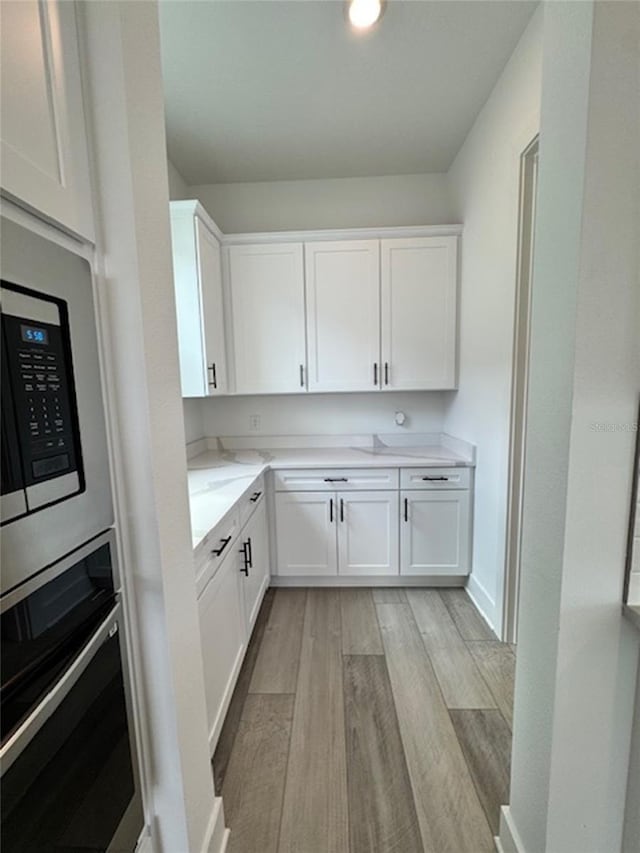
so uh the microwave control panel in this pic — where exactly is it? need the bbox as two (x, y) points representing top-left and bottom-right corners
(1, 288), (82, 491)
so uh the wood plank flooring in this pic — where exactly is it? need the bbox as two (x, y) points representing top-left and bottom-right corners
(214, 587), (516, 853)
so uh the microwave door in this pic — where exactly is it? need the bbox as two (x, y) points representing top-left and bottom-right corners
(1, 336), (27, 523)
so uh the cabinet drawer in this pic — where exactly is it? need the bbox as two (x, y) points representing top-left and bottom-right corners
(196, 513), (240, 596)
(400, 467), (471, 490)
(239, 474), (266, 527)
(273, 468), (399, 492)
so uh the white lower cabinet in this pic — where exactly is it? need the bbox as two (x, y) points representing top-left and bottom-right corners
(275, 492), (337, 576)
(400, 490), (471, 576)
(338, 491), (399, 576)
(198, 545), (247, 754)
(275, 488), (399, 577)
(239, 500), (270, 631)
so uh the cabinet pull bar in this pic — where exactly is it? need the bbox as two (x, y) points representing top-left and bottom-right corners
(422, 476), (449, 481)
(404, 497), (408, 522)
(373, 363), (378, 386)
(384, 362), (389, 385)
(340, 498), (345, 523)
(324, 477), (348, 483)
(212, 362), (217, 389)
(247, 537), (253, 568)
(250, 491), (262, 502)
(330, 498), (334, 523)
(212, 536), (232, 556)
(299, 364), (305, 387)
(208, 364), (215, 387)
(239, 541), (249, 575)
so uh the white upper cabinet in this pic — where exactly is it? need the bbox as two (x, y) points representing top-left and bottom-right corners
(227, 243), (306, 394)
(0, 1), (94, 241)
(305, 240), (380, 392)
(381, 236), (458, 390)
(170, 202), (227, 397)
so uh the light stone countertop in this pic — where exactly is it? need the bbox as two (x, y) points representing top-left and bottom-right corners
(187, 442), (474, 552)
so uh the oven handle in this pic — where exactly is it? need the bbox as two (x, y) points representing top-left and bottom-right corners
(0, 601), (122, 775)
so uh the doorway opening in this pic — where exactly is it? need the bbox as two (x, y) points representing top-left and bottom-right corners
(503, 135), (539, 644)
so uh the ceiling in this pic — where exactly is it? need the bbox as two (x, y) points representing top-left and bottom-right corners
(160, 0), (537, 185)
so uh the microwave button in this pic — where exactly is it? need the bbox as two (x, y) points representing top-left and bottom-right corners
(32, 454), (70, 478)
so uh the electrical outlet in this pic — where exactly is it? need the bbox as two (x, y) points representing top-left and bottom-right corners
(249, 414), (260, 432)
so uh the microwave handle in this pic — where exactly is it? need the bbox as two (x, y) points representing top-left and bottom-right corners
(0, 602), (122, 774)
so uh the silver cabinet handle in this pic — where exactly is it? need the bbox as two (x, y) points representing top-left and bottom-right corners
(422, 476), (449, 481)
(384, 362), (389, 386)
(373, 363), (378, 386)
(299, 364), (305, 387)
(208, 363), (217, 389)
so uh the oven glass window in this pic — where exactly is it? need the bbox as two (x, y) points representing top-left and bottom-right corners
(1, 630), (141, 853)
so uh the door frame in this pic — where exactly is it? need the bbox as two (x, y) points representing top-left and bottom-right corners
(503, 135), (539, 644)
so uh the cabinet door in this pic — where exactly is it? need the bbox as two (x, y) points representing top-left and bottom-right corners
(400, 490), (471, 576)
(305, 240), (380, 392)
(0, 1), (93, 240)
(198, 547), (247, 754)
(337, 491), (399, 576)
(381, 237), (458, 390)
(275, 492), (337, 576)
(240, 500), (270, 632)
(228, 243), (306, 394)
(196, 217), (227, 395)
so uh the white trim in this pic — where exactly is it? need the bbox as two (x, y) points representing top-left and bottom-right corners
(135, 830), (153, 853)
(0, 197), (92, 259)
(170, 199), (224, 243)
(168, 202), (461, 247)
(465, 574), (498, 636)
(222, 223), (463, 245)
(497, 806), (527, 853)
(200, 797), (229, 853)
(271, 575), (467, 587)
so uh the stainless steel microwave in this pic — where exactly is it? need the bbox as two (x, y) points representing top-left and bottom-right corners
(1, 216), (113, 595)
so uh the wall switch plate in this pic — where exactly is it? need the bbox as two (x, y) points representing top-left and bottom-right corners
(249, 414), (260, 432)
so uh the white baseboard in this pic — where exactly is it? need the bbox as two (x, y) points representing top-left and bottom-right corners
(497, 806), (527, 853)
(465, 573), (497, 636)
(271, 575), (467, 588)
(201, 797), (228, 853)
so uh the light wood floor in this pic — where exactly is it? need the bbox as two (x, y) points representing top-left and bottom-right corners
(214, 588), (515, 853)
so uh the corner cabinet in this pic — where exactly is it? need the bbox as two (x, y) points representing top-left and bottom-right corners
(0, 0), (94, 240)
(226, 243), (307, 394)
(170, 201), (227, 397)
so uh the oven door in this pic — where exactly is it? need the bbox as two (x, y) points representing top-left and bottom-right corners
(0, 602), (144, 853)
(0, 216), (113, 594)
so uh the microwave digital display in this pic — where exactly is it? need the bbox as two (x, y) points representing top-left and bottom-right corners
(20, 325), (49, 345)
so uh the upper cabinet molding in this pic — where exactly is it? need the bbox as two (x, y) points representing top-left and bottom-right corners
(222, 224), (463, 246)
(0, 0), (94, 241)
(169, 200), (224, 244)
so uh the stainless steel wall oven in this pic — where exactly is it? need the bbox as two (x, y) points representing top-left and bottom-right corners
(1, 216), (143, 852)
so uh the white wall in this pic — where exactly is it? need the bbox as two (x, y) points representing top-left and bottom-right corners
(183, 398), (205, 443)
(167, 157), (189, 200)
(443, 7), (543, 630)
(624, 658), (640, 852)
(504, 3), (640, 852)
(190, 173), (454, 233)
(201, 391), (448, 439)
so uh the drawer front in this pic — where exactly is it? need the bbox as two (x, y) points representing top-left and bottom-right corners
(400, 467), (471, 490)
(273, 468), (399, 492)
(240, 474), (266, 527)
(196, 513), (240, 596)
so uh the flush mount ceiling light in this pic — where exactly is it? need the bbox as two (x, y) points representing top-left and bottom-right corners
(348, 0), (384, 30)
